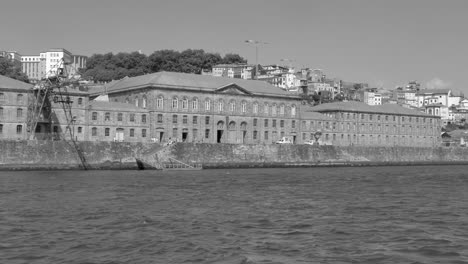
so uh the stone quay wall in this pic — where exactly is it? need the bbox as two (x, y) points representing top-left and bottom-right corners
(1, 140), (468, 170)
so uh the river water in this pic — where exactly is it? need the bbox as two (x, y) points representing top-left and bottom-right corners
(0, 166), (468, 264)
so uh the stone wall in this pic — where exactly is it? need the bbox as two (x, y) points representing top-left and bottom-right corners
(1, 140), (468, 170)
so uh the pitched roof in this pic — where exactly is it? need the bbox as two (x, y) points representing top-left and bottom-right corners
(305, 101), (435, 117)
(416, 89), (451, 95)
(89, 71), (298, 98)
(88, 100), (148, 112)
(0, 75), (33, 90)
(301, 111), (334, 121)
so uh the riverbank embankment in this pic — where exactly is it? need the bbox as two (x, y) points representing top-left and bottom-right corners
(1, 140), (468, 170)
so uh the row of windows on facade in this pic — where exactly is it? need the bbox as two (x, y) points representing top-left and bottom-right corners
(160, 114), (298, 129)
(90, 127), (147, 138)
(0, 124), (23, 134)
(300, 132), (436, 143)
(126, 96), (297, 117)
(0, 108), (24, 118)
(91, 112), (147, 123)
(300, 120), (436, 135)
(324, 112), (435, 124)
(0, 93), (85, 106)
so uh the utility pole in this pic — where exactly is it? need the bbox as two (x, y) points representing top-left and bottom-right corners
(245, 40), (268, 79)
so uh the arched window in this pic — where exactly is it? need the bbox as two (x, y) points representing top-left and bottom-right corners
(17, 108), (23, 118)
(264, 103), (269, 115)
(241, 101), (247, 113)
(135, 96), (139, 107)
(92, 112), (98, 121)
(105, 112), (110, 121)
(279, 105), (285, 115)
(157, 96), (164, 109)
(182, 98), (188, 110)
(142, 95), (147, 108)
(172, 97), (178, 109)
(218, 100), (224, 112)
(230, 100), (236, 112)
(272, 104), (277, 116)
(192, 98), (198, 111)
(229, 121), (236, 130)
(291, 105), (296, 117)
(17, 94), (23, 104)
(253, 102), (258, 114)
(205, 99), (211, 111)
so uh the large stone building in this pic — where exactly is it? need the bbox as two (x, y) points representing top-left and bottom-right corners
(1, 72), (442, 147)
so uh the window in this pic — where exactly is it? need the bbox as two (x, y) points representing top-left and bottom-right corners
(117, 113), (123, 121)
(78, 127), (82, 133)
(205, 100), (211, 111)
(0, 124), (3, 134)
(130, 129), (135, 137)
(130, 114), (135, 122)
(105, 128), (110, 136)
(230, 100), (236, 112)
(92, 127), (97, 136)
(0, 107), (3, 118)
(361, 114), (365, 119)
(253, 118), (258, 127)
(192, 99), (198, 111)
(135, 97), (139, 107)
(92, 112), (98, 121)
(16, 125), (22, 134)
(172, 97), (178, 109)
(17, 94), (24, 104)
(218, 100), (224, 112)
(291, 105), (296, 117)
(157, 114), (163, 123)
(272, 119), (277, 128)
(280, 120), (284, 128)
(264, 131), (269, 140)
(272, 105), (277, 116)
(253, 130), (258, 139)
(241, 102), (246, 113)
(157, 96), (164, 109)
(292, 120), (296, 129)
(370, 115), (373, 120)
(253, 103), (258, 114)
(264, 119), (268, 127)
(173, 115), (178, 124)
(182, 98), (188, 110)
(17, 108), (23, 118)
(142, 129), (147, 137)
(141, 114), (147, 123)
(0, 93), (4, 102)
(193, 129), (198, 140)
(172, 128), (178, 137)
(183, 115), (188, 124)
(105, 112), (110, 121)
(264, 104), (269, 115)
(193, 116), (198, 124)
(142, 96), (147, 108)
(279, 105), (285, 115)
(78, 98), (83, 105)
(205, 116), (210, 125)
(205, 129), (210, 139)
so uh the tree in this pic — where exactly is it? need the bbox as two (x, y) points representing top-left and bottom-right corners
(81, 49), (247, 82)
(0, 57), (29, 83)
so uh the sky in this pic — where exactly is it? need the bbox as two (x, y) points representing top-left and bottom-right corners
(1, 0), (468, 93)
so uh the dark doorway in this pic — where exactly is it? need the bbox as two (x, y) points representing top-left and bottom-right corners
(217, 130), (223, 143)
(293, 135), (296, 144)
(182, 132), (188, 142)
(159, 132), (164, 142)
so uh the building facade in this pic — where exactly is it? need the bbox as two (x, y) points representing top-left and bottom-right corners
(1, 72), (442, 147)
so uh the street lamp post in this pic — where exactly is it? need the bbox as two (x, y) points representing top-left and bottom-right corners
(245, 40), (268, 79)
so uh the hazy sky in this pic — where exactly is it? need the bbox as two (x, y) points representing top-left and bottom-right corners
(2, 0), (468, 92)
